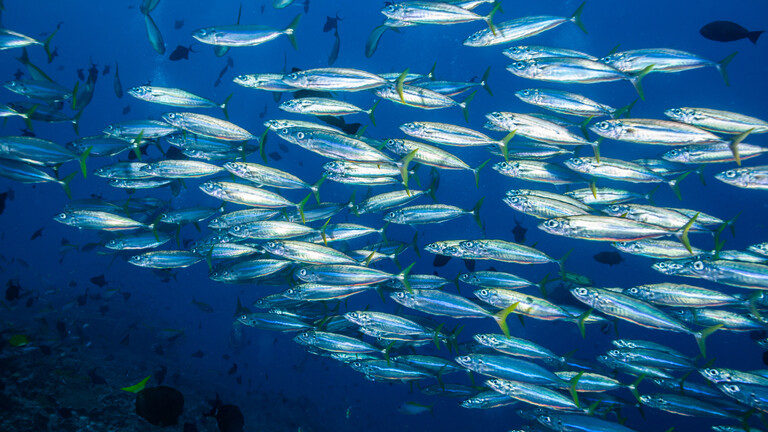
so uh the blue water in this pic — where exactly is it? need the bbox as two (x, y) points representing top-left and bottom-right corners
(2, 1), (768, 431)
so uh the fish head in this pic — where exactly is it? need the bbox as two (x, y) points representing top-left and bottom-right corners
(623, 285), (651, 302)
(714, 168), (748, 187)
(458, 240), (486, 255)
(492, 161), (519, 177)
(128, 254), (148, 266)
(227, 224), (249, 237)
(454, 355), (475, 370)
(463, 28), (493, 47)
(683, 258), (715, 277)
(472, 288), (497, 304)
(104, 238), (124, 249)
(503, 46), (536, 61)
(589, 120), (623, 139)
(651, 260), (686, 275)
(342, 311), (366, 326)
(502, 196), (532, 213)
(282, 287), (301, 299)
(278, 99), (302, 113)
(664, 107), (697, 123)
(53, 211), (75, 226)
(384, 138), (408, 155)
(514, 88), (542, 105)
(485, 111), (512, 129)
(127, 86), (151, 100)
(472, 333), (494, 346)
(292, 331), (315, 346)
(383, 210), (405, 224)
(236, 313), (253, 326)
(161, 112), (185, 128)
(538, 217), (574, 237)
(233, 74), (257, 87)
(700, 368), (729, 383)
(281, 71), (308, 88)
(505, 60), (537, 79)
(199, 181), (222, 195)
(191, 27), (220, 44)
(599, 52), (626, 69)
(102, 123), (122, 137)
(458, 273), (475, 284)
(660, 147), (691, 163)
(536, 415), (561, 431)
(748, 243), (768, 257)
(380, 4), (405, 20)
(638, 394), (662, 408)
(602, 204), (630, 217)
(611, 241), (640, 253)
(390, 290), (415, 307)
(716, 383), (742, 398)
(399, 122), (424, 137)
(223, 161), (246, 176)
(323, 161), (345, 174)
(569, 286), (598, 307)
(282, 127), (311, 146)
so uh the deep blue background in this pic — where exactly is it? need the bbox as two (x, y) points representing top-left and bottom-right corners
(1, 1), (768, 431)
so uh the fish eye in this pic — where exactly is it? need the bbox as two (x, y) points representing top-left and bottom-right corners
(266, 241), (276, 248)
(395, 292), (405, 298)
(287, 73), (298, 80)
(628, 287), (638, 294)
(298, 269), (308, 276)
(724, 170), (736, 178)
(57, 213), (67, 219)
(385, 5), (395, 12)
(468, 33), (480, 41)
(513, 62), (526, 70)
(386, 211), (396, 219)
(498, 162), (508, 169)
(672, 108), (682, 116)
(575, 287), (587, 295)
(545, 220), (559, 228)
(280, 128), (289, 135)
(594, 121), (610, 130)
(240, 314), (247, 320)
(693, 261), (704, 270)
(723, 384), (739, 392)
(478, 289), (488, 297)
(296, 132), (305, 139)
(521, 89), (530, 96)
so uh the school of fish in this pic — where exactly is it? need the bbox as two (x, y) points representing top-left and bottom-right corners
(3, 1), (768, 431)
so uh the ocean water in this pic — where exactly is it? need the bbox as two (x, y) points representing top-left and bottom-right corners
(1, 1), (768, 431)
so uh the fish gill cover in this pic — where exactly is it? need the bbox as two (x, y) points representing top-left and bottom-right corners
(0, 0), (767, 431)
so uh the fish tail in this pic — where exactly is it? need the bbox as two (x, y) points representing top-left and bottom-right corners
(716, 51), (738, 86)
(285, 14), (302, 50)
(728, 128), (753, 166)
(570, 1), (587, 34)
(432, 323), (445, 350)
(668, 170), (691, 201)
(480, 66), (492, 95)
(221, 93), (233, 119)
(472, 159), (491, 188)
(748, 30), (764, 44)
(576, 307), (592, 338)
(427, 61), (437, 80)
(427, 170), (439, 201)
(558, 248), (573, 272)
(121, 375), (151, 393)
(379, 222), (388, 242)
(399, 149), (418, 191)
(673, 211), (699, 254)
(693, 324), (722, 357)
(395, 68), (410, 103)
(645, 184), (660, 205)
(43, 28), (58, 63)
(460, 90), (477, 123)
(311, 175), (325, 203)
(484, 2), (502, 36)
(21, 104), (38, 132)
(79, 145), (92, 178)
(297, 193), (311, 224)
(396, 262), (416, 293)
(71, 81), (79, 111)
(259, 129), (269, 163)
(612, 98), (637, 119)
(367, 99), (380, 126)
(492, 302), (518, 338)
(71, 108), (83, 136)
(629, 64), (654, 101)
(58, 171), (77, 199)
(579, 116), (594, 139)
(591, 140), (601, 163)
(569, 371), (584, 408)
(629, 374), (645, 403)
(411, 232), (420, 258)
(470, 197), (484, 228)
(320, 217), (332, 245)
(499, 131), (515, 162)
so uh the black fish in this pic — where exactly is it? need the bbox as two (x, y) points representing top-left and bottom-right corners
(48, 47), (58, 63)
(512, 217), (527, 243)
(88, 368), (107, 385)
(13, 69), (24, 80)
(25, 296), (35, 308)
(5, 279), (21, 301)
(30, 227), (43, 240)
(90, 274), (107, 287)
(76, 290), (89, 306)
(102, 64), (110, 75)
(433, 255), (451, 267)
(0, 189), (11, 215)
(114, 62), (123, 98)
(593, 251), (623, 266)
(191, 350), (205, 358)
(323, 14), (342, 32)
(228, 363), (237, 375)
(135, 386), (184, 426)
(700, 21), (764, 44)
(175, 20), (184, 30)
(122, 292), (132, 301)
(169, 44), (197, 61)
(205, 394), (244, 432)
(77, 68), (85, 81)
(87, 63), (99, 81)
(20, 128), (35, 137)
(328, 29), (340, 66)
(122, 105), (131, 115)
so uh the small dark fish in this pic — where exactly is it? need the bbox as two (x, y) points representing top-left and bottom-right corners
(77, 68), (85, 81)
(227, 57), (234, 68)
(463, 259), (476, 271)
(206, 394), (245, 432)
(20, 128), (35, 137)
(81, 242), (100, 252)
(222, 354), (231, 360)
(30, 227), (43, 240)
(120, 334), (130, 346)
(328, 30), (340, 66)
(122, 105), (131, 115)
(25, 296), (35, 308)
(268, 152), (282, 161)
(122, 292), (132, 301)
(512, 217), (527, 243)
(169, 44), (196, 61)
(700, 21), (764, 44)
(88, 368), (107, 385)
(323, 14), (342, 32)
(228, 363), (238, 375)
(5, 279), (21, 301)
(90, 274), (107, 288)
(593, 251), (623, 266)
(258, 105), (268, 118)
(433, 255), (451, 267)
(56, 321), (67, 338)
(87, 63), (99, 81)
(175, 20), (184, 30)
(99, 304), (109, 315)
(102, 65), (110, 75)
(114, 62), (123, 98)
(214, 62), (230, 87)
(13, 69), (24, 80)
(76, 290), (89, 306)
(278, 143), (290, 153)
(155, 365), (168, 385)
(191, 350), (205, 358)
